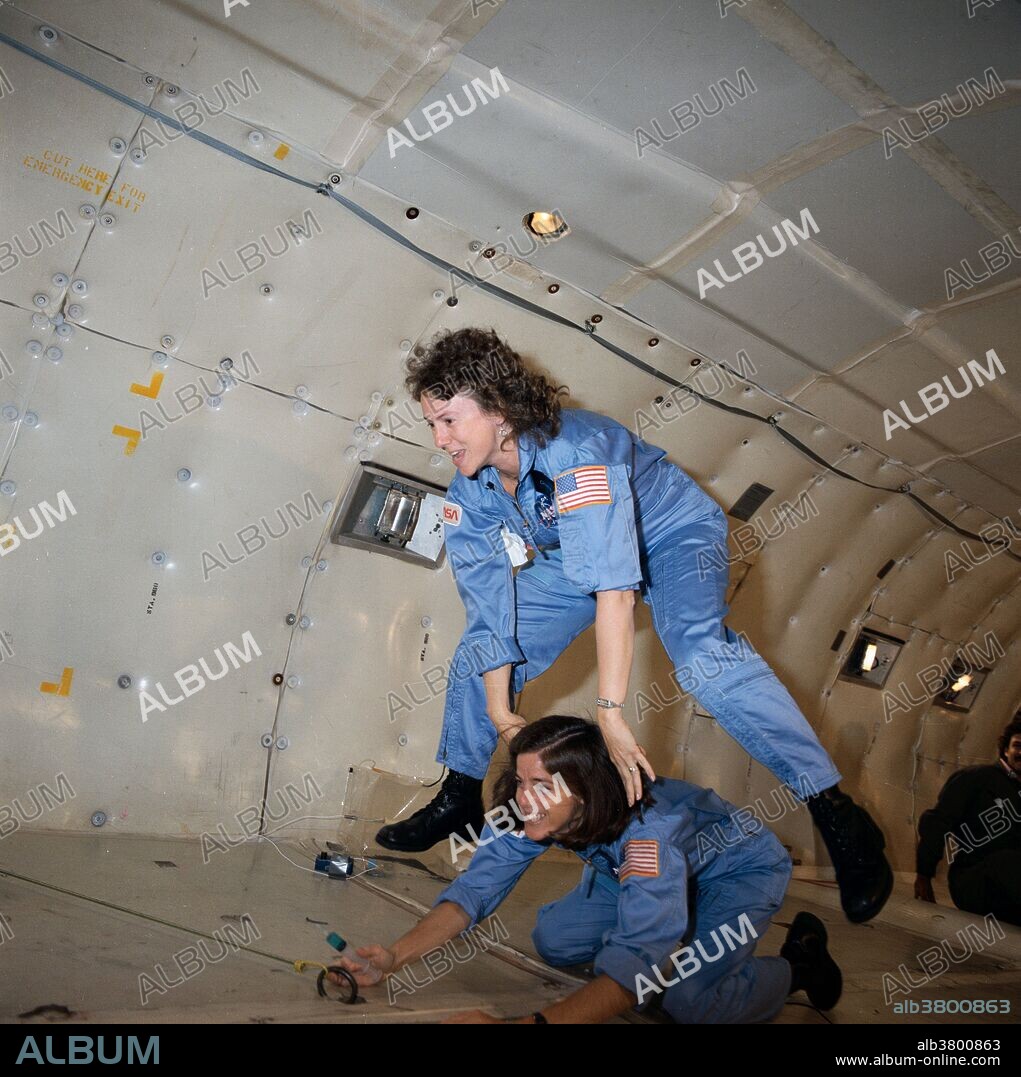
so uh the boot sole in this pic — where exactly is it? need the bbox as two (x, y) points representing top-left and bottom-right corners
(783, 913), (843, 1011)
(374, 819), (486, 854)
(374, 828), (437, 853)
(844, 858), (894, 924)
(808, 944), (843, 1010)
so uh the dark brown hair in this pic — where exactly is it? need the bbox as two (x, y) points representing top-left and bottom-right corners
(490, 715), (654, 849)
(404, 327), (568, 449)
(998, 716), (1021, 759)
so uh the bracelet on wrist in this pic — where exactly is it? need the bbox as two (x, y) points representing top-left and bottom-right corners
(595, 697), (624, 710)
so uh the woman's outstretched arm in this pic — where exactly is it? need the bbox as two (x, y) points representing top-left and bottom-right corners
(594, 589), (655, 802)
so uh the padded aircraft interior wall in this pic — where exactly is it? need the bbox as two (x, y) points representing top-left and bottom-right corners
(1, 0), (1020, 894)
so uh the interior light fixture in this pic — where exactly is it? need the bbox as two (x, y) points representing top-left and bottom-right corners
(935, 660), (987, 713)
(523, 211), (569, 239)
(839, 628), (904, 689)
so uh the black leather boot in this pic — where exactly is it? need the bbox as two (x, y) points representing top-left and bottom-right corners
(807, 786), (893, 923)
(781, 911), (842, 1010)
(375, 770), (485, 853)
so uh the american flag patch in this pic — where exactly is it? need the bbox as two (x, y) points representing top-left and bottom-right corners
(554, 466), (611, 513)
(620, 839), (660, 881)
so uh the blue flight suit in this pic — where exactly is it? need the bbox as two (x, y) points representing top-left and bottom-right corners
(437, 407), (841, 797)
(434, 777), (793, 1023)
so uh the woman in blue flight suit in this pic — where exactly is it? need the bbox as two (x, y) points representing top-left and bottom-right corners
(376, 327), (891, 924)
(347, 716), (842, 1023)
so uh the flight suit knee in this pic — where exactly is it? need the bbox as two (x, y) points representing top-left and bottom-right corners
(532, 899), (603, 967)
(670, 627), (771, 699)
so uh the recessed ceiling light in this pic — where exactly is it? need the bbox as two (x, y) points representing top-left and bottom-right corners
(523, 211), (568, 239)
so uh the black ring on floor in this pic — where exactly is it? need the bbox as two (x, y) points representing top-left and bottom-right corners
(317, 965), (359, 1004)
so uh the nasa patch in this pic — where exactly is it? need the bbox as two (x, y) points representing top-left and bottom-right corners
(442, 501), (462, 526)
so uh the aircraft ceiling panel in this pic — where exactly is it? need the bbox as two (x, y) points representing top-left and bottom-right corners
(936, 107), (1021, 219)
(13, 0), (474, 162)
(358, 54), (722, 298)
(0, 17), (144, 306)
(937, 291), (1021, 355)
(619, 281), (817, 395)
(764, 142), (1016, 310)
(654, 227), (905, 371)
(50, 128), (445, 421)
(957, 439), (1021, 496)
(924, 458), (1019, 523)
(797, 337), (1017, 459)
(785, 0), (1021, 105)
(462, 0), (860, 179)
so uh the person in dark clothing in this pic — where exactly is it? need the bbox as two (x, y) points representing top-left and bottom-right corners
(915, 717), (1021, 926)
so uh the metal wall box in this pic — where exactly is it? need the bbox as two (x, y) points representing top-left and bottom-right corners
(933, 661), (989, 714)
(330, 464), (448, 568)
(838, 628), (905, 689)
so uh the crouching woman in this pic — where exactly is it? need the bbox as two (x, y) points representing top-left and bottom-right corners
(332, 716), (840, 1023)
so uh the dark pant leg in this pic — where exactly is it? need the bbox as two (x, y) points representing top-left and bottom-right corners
(950, 851), (1021, 927)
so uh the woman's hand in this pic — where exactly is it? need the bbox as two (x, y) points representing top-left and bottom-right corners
(492, 712), (526, 746)
(327, 944), (394, 988)
(598, 713), (655, 805)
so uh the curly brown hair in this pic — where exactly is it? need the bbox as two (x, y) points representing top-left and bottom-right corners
(404, 327), (568, 448)
(998, 716), (1021, 760)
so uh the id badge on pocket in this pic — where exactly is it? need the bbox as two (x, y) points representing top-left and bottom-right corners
(500, 526), (530, 567)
